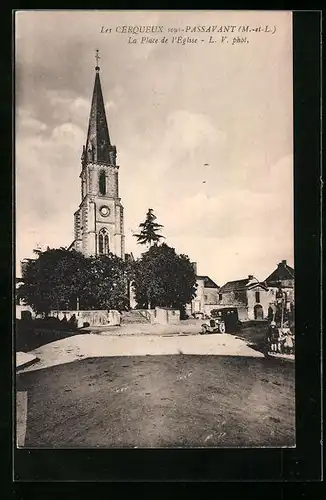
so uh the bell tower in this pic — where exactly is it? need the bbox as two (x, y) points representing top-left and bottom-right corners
(71, 51), (125, 258)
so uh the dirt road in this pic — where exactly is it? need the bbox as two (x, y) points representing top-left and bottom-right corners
(17, 354), (295, 448)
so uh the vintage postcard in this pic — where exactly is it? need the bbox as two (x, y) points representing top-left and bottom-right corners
(15, 10), (295, 451)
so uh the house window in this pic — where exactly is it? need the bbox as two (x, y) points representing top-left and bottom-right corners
(99, 170), (106, 195)
(219, 293), (222, 301)
(255, 291), (260, 303)
(234, 291), (239, 300)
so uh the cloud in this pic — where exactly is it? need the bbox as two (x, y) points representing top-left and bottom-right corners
(52, 122), (84, 144)
(16, 114), (84, 267)
(15, 11), (293, 282)
(16, 108), (48, 134)
(44, 91), (90, 129)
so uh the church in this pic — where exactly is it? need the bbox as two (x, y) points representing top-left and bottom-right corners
(16, 52), (213, 318)
(66, 54), (217, 314)
(68, 52), (126, 259)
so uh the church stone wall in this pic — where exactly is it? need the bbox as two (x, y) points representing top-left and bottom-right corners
(91, 169), (96, 194)
(106, 167), (118, 197)
(74, 209), (81, 240)
(86, 231), (96, 256)
(114, 234), (123, 259)
(88, 201), (96, 232)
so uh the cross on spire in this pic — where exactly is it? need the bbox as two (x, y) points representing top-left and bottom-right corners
(85, 50), (114, 163)
(95, 49), (100, 71)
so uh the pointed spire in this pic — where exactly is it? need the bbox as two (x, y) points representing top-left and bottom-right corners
(95, 49), (100, 72)
(84, 50), (116, 165)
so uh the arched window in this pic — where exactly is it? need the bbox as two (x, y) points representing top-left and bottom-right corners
(98, 229), (109, 255)
(104, 234), (109, 254)
(98, 233), (104, 254)
(99, 170), (106, 195)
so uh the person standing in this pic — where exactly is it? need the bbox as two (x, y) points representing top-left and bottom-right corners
(271, 321), (280, 353)
(267, 321), (277, 353)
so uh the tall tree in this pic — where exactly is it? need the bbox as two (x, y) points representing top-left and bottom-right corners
(132, 243), (197, 314)
(18, 247), (130, 315)
(78, 254), (130, 311)
(134, 208), (165, 246)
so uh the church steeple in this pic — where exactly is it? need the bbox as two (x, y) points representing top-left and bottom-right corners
(83, 50), (116, 165)
(71, 51), (125, 259)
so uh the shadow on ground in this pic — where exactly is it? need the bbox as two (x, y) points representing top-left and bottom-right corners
(15, 319), (81, 352)
(235, 321), (270, 355)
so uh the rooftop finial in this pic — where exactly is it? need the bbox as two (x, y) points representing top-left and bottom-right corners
(95, 49), (100, 72)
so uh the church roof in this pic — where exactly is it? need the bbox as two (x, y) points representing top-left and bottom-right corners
(265, 260), (294, 285)
(83, 60), (115, 165)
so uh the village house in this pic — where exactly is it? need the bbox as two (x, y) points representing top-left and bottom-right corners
(265, 259), (295, 312)
(217, 275), (269, 321)
(213, 260), (295, 322)
(185, 263), (220, 317)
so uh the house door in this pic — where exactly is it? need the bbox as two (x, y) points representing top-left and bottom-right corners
(254, 304), (264, 320)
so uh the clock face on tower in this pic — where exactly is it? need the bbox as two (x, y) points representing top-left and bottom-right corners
(100, 205), (110, 217)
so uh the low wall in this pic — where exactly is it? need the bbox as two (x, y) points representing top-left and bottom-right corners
(153, 307), (180, 325)
(16, 305), (36, 320)
(50, 310), (121, 328)
(203, 304), (220, 316)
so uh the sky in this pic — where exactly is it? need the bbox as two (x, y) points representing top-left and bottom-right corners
(15, 10), (293, 285)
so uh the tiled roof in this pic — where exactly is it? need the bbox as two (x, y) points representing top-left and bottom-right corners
(196, 275), (219, 289)
(219, 278), (251, 293)
(219, 276), (268, 293)
(265, 261), (294, 284)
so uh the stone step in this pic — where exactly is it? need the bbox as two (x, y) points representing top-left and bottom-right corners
(121, 310), (150, 324)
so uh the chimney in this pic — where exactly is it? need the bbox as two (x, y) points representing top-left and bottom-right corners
(20, 259), (30, 277)
(282, 260), (287, 265)
(191, 262), (197, 275)
(248, 274), (254, 280)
